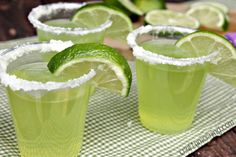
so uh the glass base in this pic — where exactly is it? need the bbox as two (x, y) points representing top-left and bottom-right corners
(139, 112), (194, 135)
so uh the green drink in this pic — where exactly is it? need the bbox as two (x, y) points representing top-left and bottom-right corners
(127, 25), (218, 134)
(0, 41), (96, 157)
(28, 3), (112, 43)
(0, 41), (132, 156)
(8, 63), (91, 157)
(136, 41), (207, 134)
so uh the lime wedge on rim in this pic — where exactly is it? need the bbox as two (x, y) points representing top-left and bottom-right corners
(145, 10), (200, 29)
(133, 0), (166, 13)
(186, 5), (229, 31)
(72, 3), (133, 42)
(176, 31), (236, 87)
(103, 0), (143, 16)
(190, 1), (229, 14)
(48, 43), (132, 96)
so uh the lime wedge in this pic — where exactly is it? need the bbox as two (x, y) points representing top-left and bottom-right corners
(103, 0), (143, 15)
(72, 3), (133, 42)
(145, 10), (200, 29)
(190, 2), (228, 14)
(175, 31), (236, 87)
(133, 0), (166, 13)
(186, 5), (229, 31)
(210, 59), (236, 87)
(48, 43), (132, 96)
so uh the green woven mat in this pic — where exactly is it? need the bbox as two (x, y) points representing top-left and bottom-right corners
(0, 38), (236, 157)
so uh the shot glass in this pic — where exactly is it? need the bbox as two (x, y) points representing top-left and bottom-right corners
(0, 41), (96, 157)
(28, 3), (112, 43)
(127, 25), (218, 134)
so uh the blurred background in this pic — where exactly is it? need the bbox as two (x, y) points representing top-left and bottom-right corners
(0, 0), (93, 41)
(0, 0), (196, 41)
(0, 0), (235, 41)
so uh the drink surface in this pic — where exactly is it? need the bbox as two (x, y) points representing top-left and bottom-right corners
(11, 62), (69, 82)
(8, 62), (90, 157)
(44, 19), (82, 28)
(140, 39), (194, 58)
(136, 40), (207, 134)
(37, 19), (105, 43)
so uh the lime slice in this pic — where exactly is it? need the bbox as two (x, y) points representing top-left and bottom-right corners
(175, 31), (236, 87)
(72, 3), (133, 42)
(186, 5), (229, 31)
(103, 0), (143, 15)
(210, 59), (236, 87)
(190, 2), (228, 14)
(145, 10), (200, 29)
(133, 0), (166, 13)
(48, 43), (132, 96)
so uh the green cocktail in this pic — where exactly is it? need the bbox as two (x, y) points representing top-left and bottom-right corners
(127, 25), (218, 134)
(28, 3), (112, 43)
(136, 42), (207, 134)
(0, 40), (132, 156)
(0, 41), (95, 157)
(8, 63), (92, 157)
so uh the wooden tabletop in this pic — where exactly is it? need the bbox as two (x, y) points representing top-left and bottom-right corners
(0, 1), (236, 157)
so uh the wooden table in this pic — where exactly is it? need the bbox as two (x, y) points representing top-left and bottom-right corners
(0, 1), (236, 157)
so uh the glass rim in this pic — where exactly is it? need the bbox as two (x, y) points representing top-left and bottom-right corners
(28, 2), (113, 35)
(0, 40), (96, 91)
(127, 25), (219, 66)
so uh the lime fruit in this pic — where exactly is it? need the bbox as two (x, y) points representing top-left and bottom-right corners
(190, 2), (228, 14)
(133, 0), (166, 13)
(186, 5), (229, 31)
(72, 3), (133, 42)
(103, 0), (143, 16)
(145, 10), (200, 29)
(48, 43), (132, 96)
(176, 31), (236, 87)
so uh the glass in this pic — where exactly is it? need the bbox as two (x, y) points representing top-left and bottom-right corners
(0, 41), (96, 157)
(28, 3), (112, 43)
(127, 25), (218, 134)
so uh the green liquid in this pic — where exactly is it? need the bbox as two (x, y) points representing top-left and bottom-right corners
(37, 19), (105, 43)
(136, 40), (207, 134)
(7, 62), (91, 157)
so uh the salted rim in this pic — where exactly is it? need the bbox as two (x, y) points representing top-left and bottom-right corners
(28, 2), (112, 35)
(127, 25), (219, 66)
(0, 40), (96, 91)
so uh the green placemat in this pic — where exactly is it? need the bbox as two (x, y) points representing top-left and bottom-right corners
(0, 38), (236, 157)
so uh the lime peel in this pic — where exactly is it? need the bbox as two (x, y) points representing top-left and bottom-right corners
(53, 58), (129, 96)
(190, 2), (229, 13)
(28, 2), (112, 35)
(0, 41), (96, 91)
(145, 10), (200, 29)
(175, 31), (236, 87)
(127, 25), (218, 66)
(186, 5), (228, 31)
(118, 0), (143, 15)
(72, 4), (133, 41)
(48, 43), (132, 97)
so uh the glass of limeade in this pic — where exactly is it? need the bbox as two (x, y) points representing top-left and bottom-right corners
(0, 41), (96, 157)
(28, 2), (112, 43)
(127, 25), (218, 134)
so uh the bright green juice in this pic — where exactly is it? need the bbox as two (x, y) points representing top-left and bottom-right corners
(136, 40), (208, 134)
(37, 19), (105, 43)
(7, 61), (91, 157)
